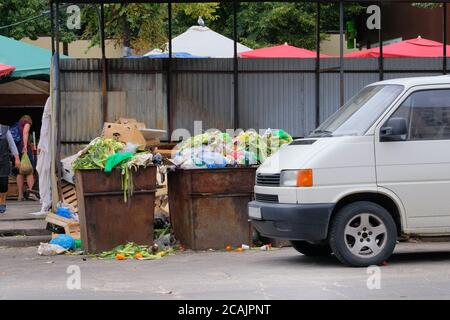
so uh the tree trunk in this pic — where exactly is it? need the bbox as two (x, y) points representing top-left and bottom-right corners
(122, 16), (131, 56)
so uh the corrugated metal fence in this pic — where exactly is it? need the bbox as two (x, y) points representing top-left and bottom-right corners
(58, 57), (448, 156)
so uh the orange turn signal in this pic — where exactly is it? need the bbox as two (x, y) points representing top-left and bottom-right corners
(296, 169), (313, 187)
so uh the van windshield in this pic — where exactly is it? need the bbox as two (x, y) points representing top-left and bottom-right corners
(309, 84), (404, 137)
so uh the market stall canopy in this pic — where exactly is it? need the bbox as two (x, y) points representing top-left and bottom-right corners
(345, 37), (450, 58)
(0, 63), (15, 77)
(240, 43), (330, 58)
(0, 79), (49, 95)
(0, 35), (66, 78)
(144, 26), (252, 58)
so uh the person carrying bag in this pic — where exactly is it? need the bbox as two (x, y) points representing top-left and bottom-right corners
(0, 124), (20, 214)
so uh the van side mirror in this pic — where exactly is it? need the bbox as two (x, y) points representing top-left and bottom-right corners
(380, 117), (407, 142)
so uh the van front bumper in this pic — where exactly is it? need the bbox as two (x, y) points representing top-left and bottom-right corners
(248, 201), (334, 241)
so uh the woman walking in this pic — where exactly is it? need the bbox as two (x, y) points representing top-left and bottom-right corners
(0, 124), (20, 214)
(16, 115), (38, 201)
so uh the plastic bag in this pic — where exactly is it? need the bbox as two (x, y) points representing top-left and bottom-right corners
(19, 152), (33, 175)
(37, 243), (67, 256)
(104, 152), (134, 173)
(49, 234), (75, 250)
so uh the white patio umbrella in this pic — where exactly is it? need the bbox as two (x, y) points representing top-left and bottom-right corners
(145, 25), (252, 58)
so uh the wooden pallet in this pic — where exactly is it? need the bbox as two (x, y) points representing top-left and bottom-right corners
(46, 212), (80, 240)
(61, 182), (78, 213)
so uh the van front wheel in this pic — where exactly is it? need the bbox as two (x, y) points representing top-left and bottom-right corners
(329, 201), (397, 267)
(290, 240), (332, 257)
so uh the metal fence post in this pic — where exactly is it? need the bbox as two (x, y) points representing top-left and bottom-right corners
(339, 0), (344, 107)
(444, 2), (448, 74)
(315, 1), (321, 128)
(168, 1), (173, 139)
(379, 1), (384, 81)
(54, 1), (62, 199)
(100, 3), (108, 123)
(233, 0), (239, 130)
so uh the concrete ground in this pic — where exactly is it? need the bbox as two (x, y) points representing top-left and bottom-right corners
(0, 201), (50, 247)
(1, 241), (450, 299)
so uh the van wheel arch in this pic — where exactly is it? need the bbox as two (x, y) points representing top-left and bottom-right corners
(329, 193), (402, 237)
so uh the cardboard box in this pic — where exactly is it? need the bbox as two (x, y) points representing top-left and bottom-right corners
(102, 118), (166, 149)
(116, 118), (146, 129)
(102, 122), (146, 148)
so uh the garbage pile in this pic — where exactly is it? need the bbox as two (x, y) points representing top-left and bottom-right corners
(171, 129), (293, 169)
(99, 242), (176, 261)
(38, 234), (81, 256)
(72, 137), (162, 202)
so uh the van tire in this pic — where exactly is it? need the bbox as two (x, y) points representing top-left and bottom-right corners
(329, 201), (397, 267)
(290, 240), (332, 257)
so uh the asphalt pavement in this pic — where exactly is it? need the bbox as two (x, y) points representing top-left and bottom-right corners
(1, 241), (450, 299)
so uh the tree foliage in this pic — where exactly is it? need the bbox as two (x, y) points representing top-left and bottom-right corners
(81, 3), (219, 54)
(0, 1), (366, 53)
(0, 0), (75, 43)
(2, 1), (443, 54)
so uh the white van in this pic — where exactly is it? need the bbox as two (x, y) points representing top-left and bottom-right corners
(249, 75), (450, 267)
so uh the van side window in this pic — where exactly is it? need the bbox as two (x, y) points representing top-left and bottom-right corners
(388, 89), (450, 141)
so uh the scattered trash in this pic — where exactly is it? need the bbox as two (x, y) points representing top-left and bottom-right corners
(37, 243), (67, 256)
(99, 242), (175, 261)
(72, 137), (161, 202)
(241, 244), (250, 250)
(73, 138), (124, 170)
(259, 244), (273, 251)
(154, 234), (175, 250)
(49, 234), (76, 250)
(115, 253), (126, 260)
(154, 213), (170, 229)
(55, 206), (78, 221)
(172, 129), (293, 169)
(151, 243), (159, 255)
(225, 245), (233, 251)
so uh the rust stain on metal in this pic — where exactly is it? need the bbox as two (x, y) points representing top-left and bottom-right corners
(75, 166), (157, 253)
(168, 167), (256, 250)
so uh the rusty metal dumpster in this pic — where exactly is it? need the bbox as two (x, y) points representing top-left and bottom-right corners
(75, 165), (157, 253)
(168, 167), (257, 250)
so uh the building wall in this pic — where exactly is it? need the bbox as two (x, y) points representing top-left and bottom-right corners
(320, 34), (359, 56)
(360, 3), (450, 47)
(21, 37), (124, 58)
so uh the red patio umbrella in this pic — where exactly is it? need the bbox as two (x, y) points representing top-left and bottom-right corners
(345, 37), (450, 58)
(0, 63), (15, 77)
(240, 43), (330, 58)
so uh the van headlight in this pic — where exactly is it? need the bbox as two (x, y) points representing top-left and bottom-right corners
(280, 170), (299, 187)
(280, 169), (313, 187)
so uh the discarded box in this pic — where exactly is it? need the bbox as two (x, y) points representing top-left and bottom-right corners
(102, 122), (146, 148)
(46, 212), (80, 240)
(102, 118), (166, 149)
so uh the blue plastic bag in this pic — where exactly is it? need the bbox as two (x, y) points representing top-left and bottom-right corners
(56, 207), (73, 219)
(49, 234), (75, 250)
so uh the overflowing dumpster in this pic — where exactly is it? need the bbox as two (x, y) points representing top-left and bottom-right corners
(168, 167), (257, 250)
(75, 165), (157, 253)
